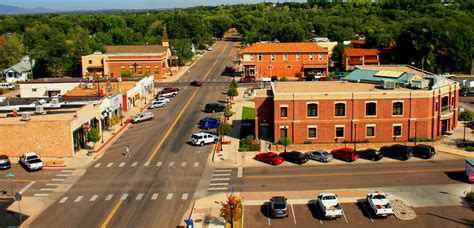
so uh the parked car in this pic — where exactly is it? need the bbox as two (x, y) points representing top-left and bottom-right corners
(157, 88), (178, 98)
(0, 155), (11, 169)
(380, 144), (413, 160)
(305, 150), (333, 162)
(317, 193), (343, 219)
(460, 89), (474, 96)
(162, 87), (179, 92)
(154, 97), (170, 104)
(190, 80), (203, 87)
(331, 148), (359, 162)
(207, 46), (213, 51)
(204, 103), (226, 113)
(19, 152), (43, 171)
(199, 118), (220, 129)
(279, 151), (308, 164)
(465, 121), (474, 129)
(254, 152), (284, 165)
(190, 132), (218, 146)
(0, 83), (15, 90)
(148, 101), (166, 109)
(239, 76), (256, 83)
(358, 148), (383, 161)
(132, 111), (154, 123)
(412, 145), (436, 159)
(366, 192), (394, 217)
(270, 196), (288, 218)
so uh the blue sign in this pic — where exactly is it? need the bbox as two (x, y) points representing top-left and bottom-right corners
(6, 172), (15, 178)
(184, 219), (193, 228)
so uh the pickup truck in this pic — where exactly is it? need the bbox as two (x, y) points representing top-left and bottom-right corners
(19, 152), (43, 171)
(366, 192), (394, 217)
(317, 193), (343, 219)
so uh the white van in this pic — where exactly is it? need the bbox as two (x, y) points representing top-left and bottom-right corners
(132, 111), (154, 123)
(0, 83), (15, 90)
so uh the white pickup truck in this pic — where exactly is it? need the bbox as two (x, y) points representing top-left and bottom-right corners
(19, 152), (43, 171)
(366, 192), (394, 217)
(317, 193), (343, 219)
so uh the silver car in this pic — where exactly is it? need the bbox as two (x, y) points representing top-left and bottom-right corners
(305, 150), (333, 162)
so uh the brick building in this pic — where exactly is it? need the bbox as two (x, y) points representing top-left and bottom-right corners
(255, 79), (459, 144)
(241, 42), (329, 79)
(343, 48), (380, 71)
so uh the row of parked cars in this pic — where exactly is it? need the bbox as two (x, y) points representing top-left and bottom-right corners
(132, 88), (180, 123)
(255, 144), (436, 166)
(0, 152), (44, 171)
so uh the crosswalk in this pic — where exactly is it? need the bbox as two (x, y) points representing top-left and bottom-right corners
(57, 192), (190, 204)
(33, 169), (75, 197)
(208, 169), (233, 192)
(92, 161), (200, 169)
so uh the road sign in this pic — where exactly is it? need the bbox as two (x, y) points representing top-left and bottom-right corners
(184, 219), (193, 228)
(6, 172), (14, 178)
(15, 192), (22, 201)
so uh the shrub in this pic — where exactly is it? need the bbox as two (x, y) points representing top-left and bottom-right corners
(409, 137), (433, 142)
(455, 138), (474, 148)
(280, 76), (289, 82)
(279, 137), (292, 146)
(303, 141), (312, 144)
(248, 143), (260, 151)
(465, 146), (474, 151)
(466, 192), (474, 203)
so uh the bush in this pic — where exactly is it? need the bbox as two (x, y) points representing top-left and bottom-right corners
(279, 137), (292, 146)
(248, 143), (260, 151)
(303, 141), (312, 144)
(239, 135), (259, 152)
(409, 137), (433, 142)
(455, 138), (474, 148)
(280, 76), (289, 82)
(465, 146), (474, 151)
(466, 192), (474, 203)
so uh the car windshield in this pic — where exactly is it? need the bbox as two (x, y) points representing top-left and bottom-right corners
(191, 135), (199, 139)
(323, 196), (336, 200)
(373, 194), (386, 200)
(28, 159), (41, 163)
(268, 154), (279, 159)
(273, 203), (286, 209)
(322, 152), (330, 156)
(27, 155), (39, 160)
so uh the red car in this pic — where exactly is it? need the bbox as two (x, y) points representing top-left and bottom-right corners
(331, 148), (359, 162)
(255, 152), (284, 165)
(239, 76), (256, 83)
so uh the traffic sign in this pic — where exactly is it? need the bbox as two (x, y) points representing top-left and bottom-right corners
(6, 172), (15, 178)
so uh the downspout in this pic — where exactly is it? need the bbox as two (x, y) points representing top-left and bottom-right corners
(408, 91), (412, 141)
(292, 93), (296, 144)
(352, 92), (355, 143)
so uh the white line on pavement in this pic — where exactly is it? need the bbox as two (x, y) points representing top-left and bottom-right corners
(342, 211), (349, 224)
(266, 204), (271, 226)
(105, 194), (113, 201)
(34, 193), (50, 197)
(45, 183), (60, 186)
(144, 161), (150, 167)
(136, 193), (144, 200)
(182, 193), (189, 200)
(40, 188), (55, 191)
(51, 178), (66, 182)
(19, 181), (36, 194)
(90, 195), (98, 202)
(94, 163), (101, 168)
(119, 162), (126, 167)
(214, 169), (232, 172)
(59, 197), (68, 204)
(61, 170), (74, 173)
(237, 167), (243, 178)
(121, 193), (128, 200)
(131, 162), (138, 167)
(74, 196), (83, 202)
(210, 178), (230, 181)
(156, 161), (163, 166)
(291, 204), (297, 224)
(208, 187), (228, 191)
(209, 183), (229, 186)
(169, 162), (175, 167)
(361, 201), (374, 222)
(213, 173), (231, 177)
(181, 162), (187, 167)
(56, 174), (70, 177)
(166, 193), (173, 200)
(151, 193), (159, 200)
(194, 162), (199, 167)
(107, 163), (113, 168)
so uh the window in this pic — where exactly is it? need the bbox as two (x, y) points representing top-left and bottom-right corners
(335, 103), (345, 116)
(283, 53), (288, 61)
(250, 54), (254, 61)
(318, 53), (323, 61)
(88, 60), (92, 64)
(296, 53), (301, 61)
(393, 102), (403, 115)
(271, 54), (275, 61)
(138, 68), (142, 74)
(393, 125), (402, 137)
(307, 103), (318, 117)
(267, 65), (272, 69)
(366, 126), (375, 137)
(366, 102), (376, 116)
(308, 127), (317, 138)
(336, 127), (344, 138)
(258, 54), (262, 61)
(286, 65), (292, 69)
(441, 96), (449, 112)
(309, 53), (314, 61)
(146, 68), (150, 74)
(154, 67), (159, 74)
(435, 101), (438, 112)
(32, 88), (37, 92)
(280, 127), (288, 139)
(280, 107), (288, 118)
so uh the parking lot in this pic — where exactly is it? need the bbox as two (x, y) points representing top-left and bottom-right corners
(244, 203), (474, 227)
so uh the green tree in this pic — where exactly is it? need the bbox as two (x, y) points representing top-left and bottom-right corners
(230, 79), (238, 89)
(170, 38), (193, 66)
(121, 69), (133, 78)
(224, 104), (233, 119)
(219, 122), (233, 136)
(227, 86), (239, 100)
(0, 34), (25, 68)
(86, 128), (101, 150)
(459, 111), (473, 122)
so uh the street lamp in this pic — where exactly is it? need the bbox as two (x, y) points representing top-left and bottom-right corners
(353, 123), (357, 151)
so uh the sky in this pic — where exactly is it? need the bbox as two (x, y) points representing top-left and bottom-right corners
(1, 0), (306, 10)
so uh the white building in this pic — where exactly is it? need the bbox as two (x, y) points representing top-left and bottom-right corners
(19, 78), (82, 98)
(2, 56), (33, 83)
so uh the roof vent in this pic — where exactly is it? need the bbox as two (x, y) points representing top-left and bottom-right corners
(383, 81), (396, 90)
(21, 112), (31, 121)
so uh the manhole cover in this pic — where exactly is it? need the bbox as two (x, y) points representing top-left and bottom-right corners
(195, 219), (203, 223)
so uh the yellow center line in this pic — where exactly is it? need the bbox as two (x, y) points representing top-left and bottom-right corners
(101, 199), (124, 228)
(244, 168), (464, 179)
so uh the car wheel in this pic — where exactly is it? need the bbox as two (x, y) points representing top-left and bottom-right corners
(200, 142), (204, 147)
(371, 157), (375, 161)
(320, 158), (323, 162)
(256, 157), (260, 161)
(345, 158), (350, 162)
(270, 162), (273, 165)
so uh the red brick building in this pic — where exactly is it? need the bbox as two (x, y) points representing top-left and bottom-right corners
(255, 80), (459, 144)
(240, 42), (329, 79)
(343, 48), (380, 71)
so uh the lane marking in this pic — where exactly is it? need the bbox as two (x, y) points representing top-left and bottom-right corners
(131, 162), (138, 167)
(151, 193), (159, 200)
(291, 204), (297, 224)
(107, 163), (113, 168)
(56, 174), (70, 177)
(40, 188), (55, 191)
(45, 183), (60, 186)
(144, 161), (150, 167)
(244, 168), (464, 179)
(209, 183), (229, 186)
(121, 193), (128, 200)
(59, 197), (68, 204)
(169, 162), (175, 167)
(146, 43), (229, 162)
(208, 187), (228, 191)
(211, 178), (230, 181)
(194, 162), (199, 167)
(156, 161), (163, 167)
(51, 178), (66, 182)
(214, 169), (232, 172)
(342, 210), (349, 224)
(119, 162), (126, 167)
(90, 195), (98, 202)
(361, 201), (374, 222)
(182, 193), (189, 200)
(237, 167), (243, 178)
(166, 193), (173, 200)
(136, 193), (144, 200)
(181, 162), (187, 167)
(74, 196), (83, 203)
(61, 170), (74, 173)
(94, 163), (101, 168)
(101, 199), (124, 228)
(213, 173), (231, 177)
(34, 193), (49, 197)
(105, 194), (114, 201)
(19, 181), (36, 194)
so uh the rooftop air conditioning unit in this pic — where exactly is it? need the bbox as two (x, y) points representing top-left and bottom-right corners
(86, 83), (94, 89)
(35, 106), (44, 114)
(51, 98), (60, 105)
(383, 81), (396, 90)
(21, 112), (31, 121)
(411, 79), (430, 89)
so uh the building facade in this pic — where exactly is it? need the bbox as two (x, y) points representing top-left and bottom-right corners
(255, 80), (459, 144)
(343, 48), (380, 71)
(241, 43), (329, 79)
(2, 56), (32, 83)
(19, 78), (82, 98)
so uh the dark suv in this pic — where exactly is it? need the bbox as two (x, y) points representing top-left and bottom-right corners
(279, 151), (308, 164)
(412, 145), (436, 159)
(204, 103), (225, 113)
(358, 148), (383, 161)
(380, 144), (413, 160)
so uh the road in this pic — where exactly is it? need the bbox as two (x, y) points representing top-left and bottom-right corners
(29, 35), (240, 227)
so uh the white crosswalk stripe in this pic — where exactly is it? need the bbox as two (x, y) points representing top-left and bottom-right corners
(169, 162), (174, 167)
(166, 193), (173, 200)
(156, 161), (163, 167)
(107, 163), (114, 168)
(144, 161), (150, 167)
(105, 194), (114, 201)
(40, 188), (55, 191)
(51, 178), (66, 182)
(59, 197), (68, 204)
(34, 193), (50, 197)
(194, 162), (199, 167)
(56, 174), (70, 177)
(119, 162), (126, 167)
(211, 178), (230, 181)
(214, 169), (232, 172)
(208, 187), (228, 191)
(74, 196), (83, 202)
(61, 170), (74, 173)
(181, 193), (189, 200)
(121, 193), (128, 200)
(131, 162), (138, 167)
(94, 163), (101, 168)
(136, 193), (144, 200)
(181, 162), (187, 167)
(213, 173), (231, 177)
(46, 183), (60, 186)
(151, 193), (159, 200)
(209, 183), (229, 186)
(90, 195), (98, 201)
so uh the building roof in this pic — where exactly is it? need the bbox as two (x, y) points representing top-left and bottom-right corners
(63, 81), (135, 97)
(343, 69), (417, 84)
(356, 65), (433, 78)
(241, 42), (328, 53)
(272, 81), (409, 94)
(344, 48), (379, 57)
(105, 45), (167, 54)
(2, 58), (32, 74)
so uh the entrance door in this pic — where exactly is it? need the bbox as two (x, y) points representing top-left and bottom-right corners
(441, 120), (449, 134)
(260, 125), (269, 140)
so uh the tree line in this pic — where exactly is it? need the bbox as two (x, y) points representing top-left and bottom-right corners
(0, 1), (472, 77)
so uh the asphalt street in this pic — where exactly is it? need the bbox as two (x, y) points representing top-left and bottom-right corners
(29, 36), (240, 227)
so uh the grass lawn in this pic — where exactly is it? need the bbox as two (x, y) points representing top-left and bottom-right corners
(240, 106), (255, 139)
(242, 106), (255, 121)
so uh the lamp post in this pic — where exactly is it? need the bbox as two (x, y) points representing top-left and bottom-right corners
(353, 123), (357, 151)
